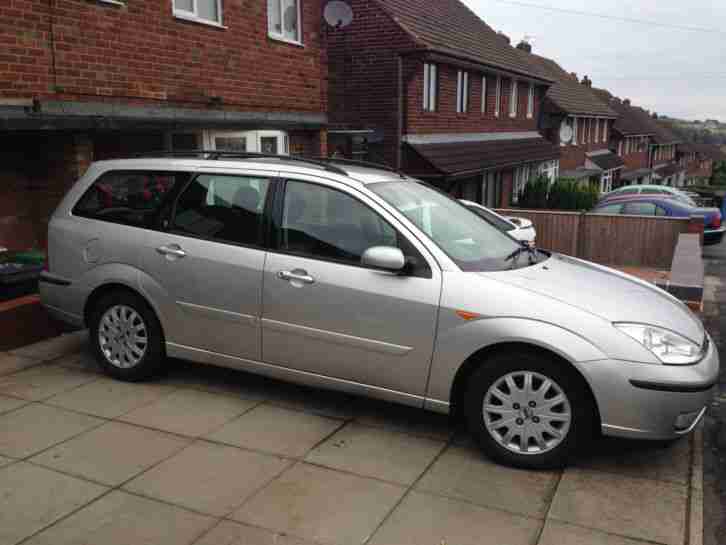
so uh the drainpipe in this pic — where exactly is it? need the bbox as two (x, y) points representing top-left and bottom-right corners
(395, 55), (404, 170)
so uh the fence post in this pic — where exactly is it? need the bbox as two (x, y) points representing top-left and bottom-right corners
(687, 215), (705, 247)
(574, 210), (587, 258)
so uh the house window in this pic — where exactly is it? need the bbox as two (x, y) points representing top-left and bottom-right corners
(173, 0), (222, 25)
(494, 76), (501, 117)
(456, 70), (469, 113)
(423, 63), (437, 112)
(512, 164), (532, 203)
(268, 0), (302, 44)
(600, 169), (613, 194)
(538, 160), (559, 183)
(526, 83), (534, 119)
(572, 116), (578, 145)
(595, 119), (601, 143)
(509, 79), (518, 118)
(481, 75), (487, 114)
(482, 171), (501, 208)
(603, 120), (608, 143)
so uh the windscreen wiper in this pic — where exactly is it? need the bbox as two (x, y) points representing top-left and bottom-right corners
(505, 243), (539, 267)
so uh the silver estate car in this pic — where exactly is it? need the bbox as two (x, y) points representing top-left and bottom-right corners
(40, 154), (719, 469)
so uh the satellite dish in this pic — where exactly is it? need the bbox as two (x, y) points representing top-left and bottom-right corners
(324, 1), (354, 29)
(559, 121), (573, 144)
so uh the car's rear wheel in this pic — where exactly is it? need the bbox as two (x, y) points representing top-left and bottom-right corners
(464, 350), (596, 469)
(89, 290), (165, 382)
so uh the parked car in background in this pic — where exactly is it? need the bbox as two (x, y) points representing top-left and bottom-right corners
(41, 155), (718, 469)
(460, 200), (537, 245)
(602, 185), (697, 206)
(593, 195), (725, 245)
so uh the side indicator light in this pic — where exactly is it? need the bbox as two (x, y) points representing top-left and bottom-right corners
(456, 310), (481, 321)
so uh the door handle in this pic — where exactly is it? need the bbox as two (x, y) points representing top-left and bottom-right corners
(156, 245), (187, 258)
(277, 270), (315, 285)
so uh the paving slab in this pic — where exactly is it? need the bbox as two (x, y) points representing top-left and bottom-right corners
(577, 436), (691, 486)
(31, 421), (190, 486)
(267, 383), (358, 420)
(119, 388), (258, 437)
(46, 377), (176, 419)
(0, 462), (107, 545)
(538, 520), (657, 545)
(415, 445), (559, 518)
(549, 468), (688, 545)
(10, 331), (87, 362)
(24, 490), (215, 545)
(232, 463), (405, 545)
(691, 490), (704, 545)
(193, 520), (317, 545)
(0, 403), (103, 458)
(368, 491), (542, 545)
(354, 398), (453, 441)
(305, 423), (445, 485)
(0, 455), (14, 468)
(208, 404), (342, 457)
(124, 440), (290, 517)
(0, 365), (98, 401)
(0, 394), (27, 415)
(53, 349), (102, 373)
(0, 352), (41, 376)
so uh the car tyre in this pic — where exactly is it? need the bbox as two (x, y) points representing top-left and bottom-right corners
(464, 350), (596, 469)
(89, 290), (165, 382)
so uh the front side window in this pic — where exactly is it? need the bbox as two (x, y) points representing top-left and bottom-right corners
(172, 174), (270, 246)
(173, 0), (221, 24)
(73, 170), (185, 228)
(423, 63), (437, 112)
(456, 70), (469, 113)
(509, 79), (518, 118)
(370, 181), (524, 272)
(268, 0), (301, 43)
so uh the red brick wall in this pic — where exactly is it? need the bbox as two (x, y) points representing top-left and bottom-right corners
(405, 66), (543, 135)
(1, 0), (326, 115)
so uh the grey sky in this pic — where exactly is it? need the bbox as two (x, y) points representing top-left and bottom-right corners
(462, 0), (725, 121)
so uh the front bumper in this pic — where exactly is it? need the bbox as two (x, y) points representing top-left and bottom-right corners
(580, 334), (719, 440)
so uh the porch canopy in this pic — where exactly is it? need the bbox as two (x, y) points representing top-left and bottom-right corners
(586, 150), (625, 171)
(405, 134), (560, 179)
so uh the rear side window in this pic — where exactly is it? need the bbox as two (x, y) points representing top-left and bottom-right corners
(171, 174), (271, 247)
(73, 170), (185, 228)
(623, 202), (657, 216)
(594, 203), (622, 215)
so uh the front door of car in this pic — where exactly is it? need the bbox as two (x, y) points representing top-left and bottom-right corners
(261, 177), (442, 399)
(139, 170), (273, 361)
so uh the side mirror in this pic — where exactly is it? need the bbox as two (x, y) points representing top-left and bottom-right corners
(361, 246), (406, 272)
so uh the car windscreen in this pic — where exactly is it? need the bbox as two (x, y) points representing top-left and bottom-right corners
(369, 181), (525, 272)
(466, 205), (517, 233)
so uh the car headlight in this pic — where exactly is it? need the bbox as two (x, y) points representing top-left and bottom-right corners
(614, 323), (704, 365)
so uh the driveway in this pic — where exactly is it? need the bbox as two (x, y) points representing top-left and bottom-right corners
(0, 332), (703, 545)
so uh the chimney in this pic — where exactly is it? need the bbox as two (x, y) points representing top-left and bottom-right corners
(581, 75), (592, 87)
(497, 31), (511, 44)
(516, 40), (532, 53)
(570, 72), (578, 81)
(623, 99), (631, 106)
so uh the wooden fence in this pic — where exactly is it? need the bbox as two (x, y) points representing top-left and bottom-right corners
(494, 209), (695, 269)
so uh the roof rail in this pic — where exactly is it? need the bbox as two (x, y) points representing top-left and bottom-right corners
(314, 157), (407, 178)
(131, 150), (349, 176)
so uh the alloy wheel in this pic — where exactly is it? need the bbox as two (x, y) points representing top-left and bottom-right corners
(98, 304), (149, 369)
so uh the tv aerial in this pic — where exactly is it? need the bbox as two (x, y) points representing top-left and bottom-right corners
(324, 1), (354, 29)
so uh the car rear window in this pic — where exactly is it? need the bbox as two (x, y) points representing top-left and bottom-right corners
(73, 170), (187, 228)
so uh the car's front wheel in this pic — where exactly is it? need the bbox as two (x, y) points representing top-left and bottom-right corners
(464, 351), (596, 469)
(89, 290), (165, 382)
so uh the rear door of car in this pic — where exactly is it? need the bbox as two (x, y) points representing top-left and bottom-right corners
(138, 168), (275, 361)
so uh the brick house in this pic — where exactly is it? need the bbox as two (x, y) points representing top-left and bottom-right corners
(680, 143), (722, 185)
(592, 89), (656, 187)
(648, 118), (684, 187)
(0, 0), (328, 251)
(516, 45), (621, 194)
(326, 0), (561, 208)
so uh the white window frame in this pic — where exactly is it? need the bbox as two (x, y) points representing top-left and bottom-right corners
(595, 119), (601, 143)
(173, 0), (224, 27)
(603, 120), (609, 144)
(572, 116), (578, 145)
(509, 79), (518, 118)
(526, 83), (534, 119)
(512, 164), (533, 203)
(600, 169), (613, 194)
(423, 63), (437, 112)
(481, 75), (488, 114)
(267, 0), (303, 45)
(538, 160), (559, 183)
(204, 130), (289, 155)
(457, 70), (469, 113)
(494, 76), (501, 117)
